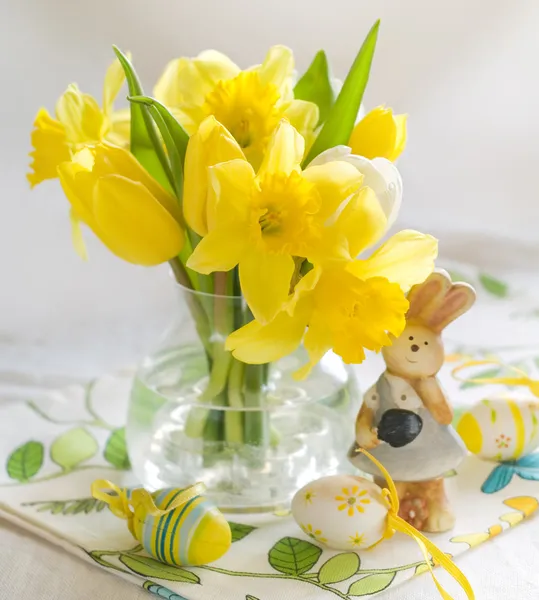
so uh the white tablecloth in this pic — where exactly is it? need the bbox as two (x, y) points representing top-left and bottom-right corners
(2, 516), (538, 600)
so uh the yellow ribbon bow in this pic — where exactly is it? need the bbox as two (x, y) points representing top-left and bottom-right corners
(356, 449), (475, 600)
(451, 359), (539, 397)
(91, 480), (207, 538)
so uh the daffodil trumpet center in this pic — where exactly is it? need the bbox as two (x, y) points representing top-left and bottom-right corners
(203, 72), (281, 157)
(252, 171), (319, 254)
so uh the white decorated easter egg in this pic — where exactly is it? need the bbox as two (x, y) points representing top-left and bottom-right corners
(291, 475), (388, 550)
(457, 396), (539, 461)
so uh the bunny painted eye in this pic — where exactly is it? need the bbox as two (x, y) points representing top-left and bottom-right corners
(409, 336), (414, 341)
(424, 341), (429, 345)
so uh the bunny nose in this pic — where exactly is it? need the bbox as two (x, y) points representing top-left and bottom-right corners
(411, 344), (420, 352)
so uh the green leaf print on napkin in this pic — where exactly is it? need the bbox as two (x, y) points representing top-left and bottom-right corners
(104, 428), (131, 470)
(478, 274), (508, 298)
(348, 572), (396, 596)
(6, 441), (44, 482)
(268, 537), (322, 576)
(23, 497), (107, 515)
(318, 552), (360, 584)
(230, 522), (257, 542)
(119, 555), (200, 583)
(50, 428), (98, 470)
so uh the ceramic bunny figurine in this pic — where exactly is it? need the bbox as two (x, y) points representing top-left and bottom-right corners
(348, 270), (476, 533)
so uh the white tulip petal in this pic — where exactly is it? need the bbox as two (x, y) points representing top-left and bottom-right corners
(309, 147), (402, 229)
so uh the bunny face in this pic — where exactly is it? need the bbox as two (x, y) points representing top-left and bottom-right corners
(382, 323), (444, 378)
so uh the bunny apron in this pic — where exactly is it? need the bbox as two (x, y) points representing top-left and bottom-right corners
(348, 372), (467, 481)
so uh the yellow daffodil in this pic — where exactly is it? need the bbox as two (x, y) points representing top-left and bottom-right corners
(27, 58), (129, 187)
(186, 119), (366, 323)
(348, 106), (407, 162)
(226, 267), (409, 378)
(154, 46), (318, 169)
(226, 229), (437, 376)
(57, 143), (184, 265)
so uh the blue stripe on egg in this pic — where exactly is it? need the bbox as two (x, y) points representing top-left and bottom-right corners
(177, 499), (210, 564)
(158, 489), (185, 562)
(168, 496), (198, 565)
(142, 489), (169, 557)
(157, 489), (185, 562)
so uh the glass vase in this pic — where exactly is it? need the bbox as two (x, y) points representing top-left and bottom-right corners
(126, 282), (360, 512)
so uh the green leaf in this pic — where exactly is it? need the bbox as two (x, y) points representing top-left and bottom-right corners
(229, 521), (256, 542)
(318, 552), (360, 583)
(268, 537), (322, 576)
(460, 368), (501, 390)
(6, 440), (44, 482)
(303, 20), (379, 165)
(294, 50), (335, 125)
(479, 273), (508, 298)
(50, 427), (98, 470)
(119, 554), (200, 583)
(104, 428), (131, 470)
(24, 497), (107, 515)
(348, 572), (396, 596)
(129, 95), (189, 199)
(112, 46), (174, 192)
(318, 552), (360, 584)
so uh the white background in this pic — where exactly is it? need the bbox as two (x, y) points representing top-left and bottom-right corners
(1, 2), (539, 598)
(2, 0), (539, 375)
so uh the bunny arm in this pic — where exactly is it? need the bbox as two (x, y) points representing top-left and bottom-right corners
(355, 401), (380, 449)
(411, 376), (453, 425)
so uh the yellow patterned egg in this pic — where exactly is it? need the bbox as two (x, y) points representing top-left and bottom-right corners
(457, 396), (539, 461)
(130, 486), (231, 566)
(291, 475), (389, 550)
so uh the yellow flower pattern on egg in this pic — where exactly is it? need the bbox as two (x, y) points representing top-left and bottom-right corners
(335, 486), (371, 516)
(291, 475), (388, 551)
(303, 490), (315, 505)
(301, 523), (328, 544)
(349, 532), (366, 547)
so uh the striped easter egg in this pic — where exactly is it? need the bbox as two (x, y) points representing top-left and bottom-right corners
(457, 396), (539, 461)
(131, 487), (231, 566)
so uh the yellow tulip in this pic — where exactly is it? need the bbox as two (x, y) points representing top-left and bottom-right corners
(348, 106), (407, 162)
(186, 120), (365, 323)
(183, 116), (244, 236)
(27, 58), (129, 187)
(226, 229), (437, 376)
(154, 46), (318, 169)
(57, 144), (184, 265)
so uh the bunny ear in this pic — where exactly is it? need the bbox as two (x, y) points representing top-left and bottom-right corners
(406, 270), (452, 321)
(427, 283), (476, 332)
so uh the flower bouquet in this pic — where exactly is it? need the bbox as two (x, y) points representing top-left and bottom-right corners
(28, 20), (437, 509)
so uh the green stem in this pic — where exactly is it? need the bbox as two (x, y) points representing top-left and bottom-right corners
(0, 464), (119, 488)
(225, 359), (245, 445)
(201, 272), (233, 402)
(197, 566), (349, 600)
(25, 398), (114, 432)
(358, 560), (426, 574)
(244, 364), (266, 447)
(83, 381), (116, 431)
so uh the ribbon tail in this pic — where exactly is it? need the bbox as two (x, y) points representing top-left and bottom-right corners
(131, 482), (207, 518)
(451, 359), (539, 397)
(388, 514), (475, 600)
(91, 479), (131, 519)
